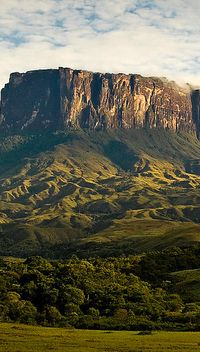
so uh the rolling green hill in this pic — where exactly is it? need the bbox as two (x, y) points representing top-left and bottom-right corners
(1, 128), (200, 257)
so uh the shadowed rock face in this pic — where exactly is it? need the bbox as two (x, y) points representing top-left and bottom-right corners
(0, 70), (61, 131)
(0, 67), (199, 135)
(192, 90), (200, 138)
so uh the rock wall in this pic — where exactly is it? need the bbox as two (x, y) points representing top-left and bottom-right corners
(0, 67), (199, 135)
(0, 69), (61, 131)
(192, 90), (200, 138)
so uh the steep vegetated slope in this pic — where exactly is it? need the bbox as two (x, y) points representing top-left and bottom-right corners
(1, 128), (200, 257)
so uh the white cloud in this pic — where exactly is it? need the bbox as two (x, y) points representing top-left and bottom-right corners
(0, 0), (199, 89)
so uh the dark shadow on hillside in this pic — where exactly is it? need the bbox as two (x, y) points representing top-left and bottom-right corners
(104, 140), (139, 171)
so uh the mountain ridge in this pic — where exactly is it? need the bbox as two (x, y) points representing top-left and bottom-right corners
(0, 67), (199, 136)
(1, 128), (200, 257)
(1, 67), (200, 257)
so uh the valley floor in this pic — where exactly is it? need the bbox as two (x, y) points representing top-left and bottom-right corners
(0, 323), (200, 352)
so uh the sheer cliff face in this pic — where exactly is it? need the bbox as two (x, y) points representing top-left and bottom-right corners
(0, 70), (61, 131)
(0, 67), (199, 135)
(192, 90), (200, 138)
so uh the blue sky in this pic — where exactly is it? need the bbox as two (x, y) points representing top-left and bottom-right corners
(0, 0), (199, 88)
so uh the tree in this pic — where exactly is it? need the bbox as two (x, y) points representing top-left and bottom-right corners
(59, 285), (85, 311)
(43, 306), (62, 326)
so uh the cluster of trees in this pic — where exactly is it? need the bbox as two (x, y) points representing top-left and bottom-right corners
(0, 246), (200, 330)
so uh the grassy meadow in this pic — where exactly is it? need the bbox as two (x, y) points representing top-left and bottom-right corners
(0, 323), (200, 352)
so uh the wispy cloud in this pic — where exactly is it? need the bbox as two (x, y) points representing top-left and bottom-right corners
(0, 0), (199, 88)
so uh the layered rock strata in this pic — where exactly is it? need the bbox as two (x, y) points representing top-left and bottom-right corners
(0, 67), (199, 135)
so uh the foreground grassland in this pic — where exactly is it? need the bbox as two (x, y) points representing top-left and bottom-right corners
(0, 324), (200, 352)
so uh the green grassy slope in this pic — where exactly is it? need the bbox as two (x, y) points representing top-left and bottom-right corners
(1, 324), (200, 352)
(1, 128), (200, 257)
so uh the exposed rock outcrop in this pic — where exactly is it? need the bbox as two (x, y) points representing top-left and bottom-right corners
(0, 67), (199, 136)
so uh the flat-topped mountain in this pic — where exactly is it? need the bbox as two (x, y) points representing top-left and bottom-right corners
(1, 68), (200, 258)
(0, 67), (200, 136)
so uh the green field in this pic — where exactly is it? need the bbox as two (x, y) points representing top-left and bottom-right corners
(0, 323), (200, 352)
